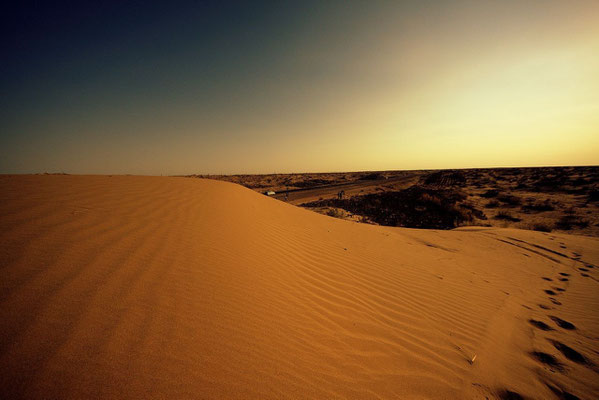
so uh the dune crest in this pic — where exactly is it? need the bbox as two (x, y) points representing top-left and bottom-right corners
(1, 175), (598, 399)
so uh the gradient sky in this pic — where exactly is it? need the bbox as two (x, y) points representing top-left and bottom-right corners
(2, 1), (599, 175)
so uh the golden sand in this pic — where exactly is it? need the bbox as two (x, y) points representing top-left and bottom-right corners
(1, 175), (597, 399)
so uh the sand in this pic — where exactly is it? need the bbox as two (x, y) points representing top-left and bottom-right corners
(1, 175), (598, 399)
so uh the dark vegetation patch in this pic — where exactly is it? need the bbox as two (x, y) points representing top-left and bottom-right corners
(485, 200), (501, 208)
(497, 193), (521, 206)
(494, 212), (521, 222)
(325, 208), (344, 218)
(587, 189), (599, 203)
(359, 172), (385, 181)
(521, 199), (555, 212)
(458, 202), (487, 220)
(549, 316), (576, 330)
(303, 185), (485, 229)
(422, 170), (466, 186)
(555, 215), (590, 230)
(481, 189), (499, 198)
(528, 319), (554, 331)
(531, 222), (552, 232)
(218, 166), (599, 235)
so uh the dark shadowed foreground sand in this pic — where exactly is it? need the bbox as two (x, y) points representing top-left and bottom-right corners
(1, 175), (598, 399)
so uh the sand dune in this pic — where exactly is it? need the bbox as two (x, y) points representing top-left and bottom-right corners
(1, 175), (598, 399)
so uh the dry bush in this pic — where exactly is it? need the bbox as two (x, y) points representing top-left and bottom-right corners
(494, 211), (521, 222)
(555, 215), (589, 230)
(531, 222), (553, 232)
(485, 200), (501, 208)
(521, 199), (555, 213)
(481, 189), (499, 198)
(497, 193), (521, 207)
(303, 185), (481, 229)
(326, 208), (345, 219)
(422, 170), (466, 186)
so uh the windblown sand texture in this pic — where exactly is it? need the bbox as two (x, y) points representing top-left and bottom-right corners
(1, 175), (598, 399)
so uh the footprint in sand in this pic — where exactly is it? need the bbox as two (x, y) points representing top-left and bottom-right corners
(549, 298), (562, 305)
(530, 351), (564, 371)
(528, 319), (554, 331)
(549, 316), (576, 330)
(542, 277), (553, 281)
(545, 289), (557, 295)
(497, 389), (525, 400)
(558, 277), (569, 282)
(559, 272), (570, 277)
(546, 383), (581, 400)
(549, 340), (591, 366)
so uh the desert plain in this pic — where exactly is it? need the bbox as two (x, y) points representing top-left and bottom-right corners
(1, 171), (598, 399)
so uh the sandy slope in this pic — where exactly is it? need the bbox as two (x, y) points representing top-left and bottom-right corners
(1, 175), (598, 399)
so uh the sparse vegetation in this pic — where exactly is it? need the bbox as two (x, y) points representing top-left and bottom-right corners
(497, 193), (521, 207)
(481, 189), (499, 198)
(422, 170), (466, 186)
(531, 222), (552, 232)
(326, 208), (345, 219)
(521, 199), (554, 212)
(359, 172), (385, 181)
(303, 185), (484, 229)
(494, 212), (521, 222)
(197, 166), (599, 236)
(485, 200), (500, 208)
(555, 215), (589, 230)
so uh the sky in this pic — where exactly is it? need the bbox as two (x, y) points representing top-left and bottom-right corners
(2, 0), (599, 175)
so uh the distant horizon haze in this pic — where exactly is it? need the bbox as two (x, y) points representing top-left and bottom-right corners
(8, 163), (599, 177)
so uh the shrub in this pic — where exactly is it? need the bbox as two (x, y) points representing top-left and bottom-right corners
(459, 202), (487, 220)
(326, 208), (344, 219)
(485, 200), (501, 208)
(494, 212), (521, 222)
(481, 189), (499, 198)
(531, 223), (552, 232)
(423, 171), (466, 186)
(521, 199), (554, 212)
(555, 215), (589, 230)
(303, 185), (477, 229)
(359, 172), (385, 180)
(497, 193), (521, 206)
